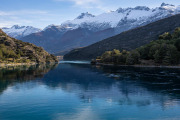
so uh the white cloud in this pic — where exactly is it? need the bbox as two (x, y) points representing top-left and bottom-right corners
(0, 11), (10, 16)
(0, 10), (48, 16)
(56, 0), (99, 5)
(55, 0), (113, 12)
(55, 0), (103, 9)
(0, 10), (49, 28)
(0, 17), (32, 28)
(71, 0), (99, 5)
(0, 21), (30, 28)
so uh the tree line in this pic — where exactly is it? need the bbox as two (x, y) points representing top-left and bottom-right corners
(95, 27), (180, 65)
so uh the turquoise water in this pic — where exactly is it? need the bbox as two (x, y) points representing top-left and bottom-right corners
(0, 63), (180, 120)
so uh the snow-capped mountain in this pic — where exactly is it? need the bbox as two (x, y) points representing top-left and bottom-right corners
(21, 3), (180, 54)
(43, 24), (72, 32)
(61, 3), (180, 31)
(76, 12), (95, 19)
(2, 25), (41, 39)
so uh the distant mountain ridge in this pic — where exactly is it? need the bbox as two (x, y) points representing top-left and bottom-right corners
(2, 25), (41, 39)
(6, 3), (180, 54)
(64, 14), (180, 60)
(61, 3), (180, 30)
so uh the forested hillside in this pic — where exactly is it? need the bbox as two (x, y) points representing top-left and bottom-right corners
(95, 28), (180, 66)
(0, 29), (57, 64)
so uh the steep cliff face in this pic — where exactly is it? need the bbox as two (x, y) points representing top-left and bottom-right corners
(0, 29), (58, 64)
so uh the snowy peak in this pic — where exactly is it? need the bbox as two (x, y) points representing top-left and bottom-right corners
(76, 12), (95, 19)
(3, 3), (180, 40)
(43, 24), (72, 32)
(134, 6), (150, 11)
(2, 25), (41, 39)
(116, 8), (127, 13)
(161, 2), (175, 7)
(43, 24), (60, 31)
(11, 25), (22, 29)
(159, 2), (176, 11)
(116, 6), (150, 13)
(11, 25), (38, 30)
(61, 3), (180, 31)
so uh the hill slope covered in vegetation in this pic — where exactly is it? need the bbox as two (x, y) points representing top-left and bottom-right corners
(0, 29), (58, 64)
(95, 28), (180, 66)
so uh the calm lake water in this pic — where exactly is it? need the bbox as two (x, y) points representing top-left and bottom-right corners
(0, 62), (180, 120)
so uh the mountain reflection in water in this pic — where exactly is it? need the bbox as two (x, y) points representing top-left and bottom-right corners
(0, 63), (179, 120)
(0, 64), (58, 94)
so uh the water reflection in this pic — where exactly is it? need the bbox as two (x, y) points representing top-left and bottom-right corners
(0, 63), (58, 94)
(42, 64), (180, 107)
(0, 63), (180, 120)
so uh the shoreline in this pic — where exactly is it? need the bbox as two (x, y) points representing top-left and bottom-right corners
(95, 63), (180, 69)
(0, 62), (60, 68)
(0, 63), (37, 68)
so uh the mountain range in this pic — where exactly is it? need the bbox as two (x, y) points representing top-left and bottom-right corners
(2, 3), (180, 54)
(64, 14), (180, 60)
(2, 25), (41, 39)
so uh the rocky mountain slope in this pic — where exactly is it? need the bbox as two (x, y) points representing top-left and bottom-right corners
(0, 29), (57, 64)
(19, 3), (180, 54)
(2, 25), (41, 39)
(64, 14), (180, 60)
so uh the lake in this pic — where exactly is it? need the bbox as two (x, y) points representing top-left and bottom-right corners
(0, 62), (180, 120)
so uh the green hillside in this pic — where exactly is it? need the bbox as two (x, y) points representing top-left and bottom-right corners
(0, 29), (58, 64)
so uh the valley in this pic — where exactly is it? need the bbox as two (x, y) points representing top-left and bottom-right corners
(0, 1), (180, 120)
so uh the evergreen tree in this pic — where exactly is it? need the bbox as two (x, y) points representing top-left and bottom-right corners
(172, 28), (180, 39)
(154, 50), (161, 63)
(175, 38), (180, 51)
(159, 32), (172, 40)
(101, 51), (112, 63)
(163, 45), (179, 65)
(148, 44), (160, 59)
(126, 50), (140, 65)
(0, 50), (3, 59)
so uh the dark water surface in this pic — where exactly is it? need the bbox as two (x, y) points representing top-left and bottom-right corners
(0, 62), (180, 120)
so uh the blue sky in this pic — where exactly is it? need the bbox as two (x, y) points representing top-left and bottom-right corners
(0, 0), (179, 29)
